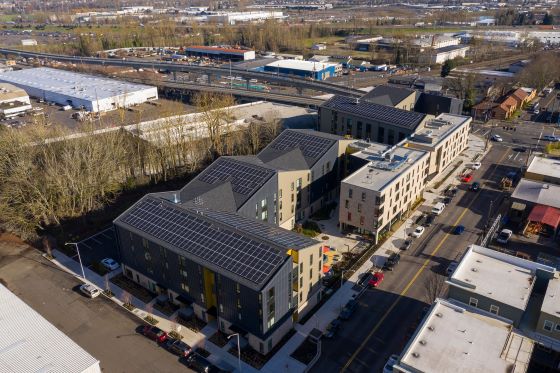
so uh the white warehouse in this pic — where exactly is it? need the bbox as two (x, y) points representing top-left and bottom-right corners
(0, 67), (158, 112)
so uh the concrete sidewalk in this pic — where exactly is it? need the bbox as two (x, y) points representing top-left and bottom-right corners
(50, 249), (259, 373)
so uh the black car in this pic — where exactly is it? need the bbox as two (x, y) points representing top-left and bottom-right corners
(165, 338), (192, 357)
(448, 188), (458, 197)
(443, 197), (451, 205)
(401, 239), (412, 251)
(358, 272), (373, 287)
(181, 353), (219, 373)
(340, 299), (358, 320)
(325, 319), (341, 338)
(383, 253), (401, 271)
(423, 215), (435, 227)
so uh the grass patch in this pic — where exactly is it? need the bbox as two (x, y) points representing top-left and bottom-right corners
(545, 143), (560, 155)
(291, 338), (318, 365)
(298, 221), (321, 237)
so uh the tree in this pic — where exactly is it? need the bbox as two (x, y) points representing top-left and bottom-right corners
(543, 13), (554, 26)
(424, 272), (446, 304)
(440, 59), (457, 77)
(193, 92), (235, 160)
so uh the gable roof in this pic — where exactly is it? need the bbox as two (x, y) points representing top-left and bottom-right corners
(179, 156), (277, 211)
(258, 129), (341, 169)
(321, 95), (427, 130)
(361, 85), (416, 107)
(114, 196), (318, 289)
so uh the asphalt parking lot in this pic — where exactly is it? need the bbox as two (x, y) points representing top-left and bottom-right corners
(76, 227), (120, 267)
(0, 234), (193, 373)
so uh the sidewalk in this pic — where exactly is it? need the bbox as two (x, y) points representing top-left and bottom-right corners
(50, 249), (259, 373)
(264, 133), (490, 372)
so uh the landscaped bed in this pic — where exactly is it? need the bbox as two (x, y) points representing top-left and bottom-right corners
(290, 337), (318, 365)
(111, 274), (155, 304)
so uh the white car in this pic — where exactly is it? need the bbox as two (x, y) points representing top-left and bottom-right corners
(469, 162), (481, 170)
(496, 229), (513, 244)
(491, 134), (503, 142)
(101, 258), (120, 271)
(383, 354), (399, 373)
(80, 283), (101, 298)
(543, 135), (559, 142)
(411, 226), (425, 238)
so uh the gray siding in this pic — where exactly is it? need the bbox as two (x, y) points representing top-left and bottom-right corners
(448, 286), (524, 326)
(261, 260), (293, 335)
(238, 175), (279, 225)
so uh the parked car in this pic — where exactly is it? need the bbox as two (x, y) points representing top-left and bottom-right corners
(383, 354), (399, 373)
(443, 197), (451, 205)
(446, 261), (458, 276)
(368, 272), (385, 288)
(431, 202), (446, 215)
(469, 162), (482, 170)
(383, 253), (401, 271)
(423, 215), (435, 227)
(142, 325), (168, 343)
(447, 188), (458, 197)
(79, 283), (101, 298)
(470, 182), (480, 192)
(358, 272), (373, 287)
(543, 135), (560, 142)
(165, 338), (192, 357)
(340, 299), (358, 320)
(401, 239), (413, 251)
(454, 225), (465, 235)
(101, 258), (120, 271)
(496, 229), (513, 244)
(461, 174), (473, 182)
(325, 319), (342, 338)
(182, 353), (215, 373)
(411, 226), (425, 238)
(491, 134), (503, 142)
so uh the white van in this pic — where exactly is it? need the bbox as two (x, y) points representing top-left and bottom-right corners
(431, 202), (446, 215)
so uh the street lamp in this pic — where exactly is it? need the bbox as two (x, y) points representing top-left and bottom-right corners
(228, 333), (242, 373)
(65, 242), (86, 280)
(340, 269), (345, 289)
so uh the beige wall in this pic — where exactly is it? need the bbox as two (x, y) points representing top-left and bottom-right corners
(291, 243), (323, 319)
(394, 93), (417, 111)
(536, 311), (560, 341)
(339, 153), (429, 240)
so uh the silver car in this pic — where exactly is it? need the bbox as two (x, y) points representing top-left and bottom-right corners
(80, 283), (101, 298)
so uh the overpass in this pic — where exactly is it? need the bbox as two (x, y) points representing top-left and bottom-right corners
(0, 48), (363, 97)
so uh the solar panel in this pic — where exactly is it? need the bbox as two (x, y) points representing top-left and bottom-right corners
(120, 197), (286, 285)
(198, 158), (275, 196)
(268, 131), (334, 160)
(322, 95), (425, 129)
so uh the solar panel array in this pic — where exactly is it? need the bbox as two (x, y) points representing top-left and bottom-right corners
(322, 95), (426, 129)
(121, 197), (285, 285)
(198, 158), (275, 196)
(202, 209), (318, 250)
(268, 130), (335, 160)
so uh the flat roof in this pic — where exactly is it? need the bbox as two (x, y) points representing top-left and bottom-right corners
(396, 298), (533, 373)
(512, 178), (560, 209)
(408, 113), (471, 147)
(0, 67), (156, 101)
(185, 45), (253, 55)
(321, 95), (427, 130)
(0, 82), (28, 102)
(527, 156), (560, 179)
(265, 59), (338, 72)
(0, 284), (101, 373)
(542, 274), (560, 316)
(343, 142), (428, 192)
(448, 245), (554, 311)
(435, 45), (470, 53)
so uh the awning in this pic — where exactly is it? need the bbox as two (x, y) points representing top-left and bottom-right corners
(528, 205), (560, 229)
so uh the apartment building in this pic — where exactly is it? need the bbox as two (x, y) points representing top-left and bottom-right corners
(176, 129), (351, 230)
(114, 196), (323, 354)
(447, 245), (555, 326)
(393, 298), (534, 373)
(339, 142), (429, 242)
(318, 95), (432, 145)
(406, 114), (471, 178)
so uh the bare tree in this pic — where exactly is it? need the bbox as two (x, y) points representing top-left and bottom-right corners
(193, 92), (235, 159)
(424, 271), (446, 304)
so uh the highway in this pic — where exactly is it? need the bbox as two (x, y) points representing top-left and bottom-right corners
(311, 142), (521, 373)
(0, 48), (364, 97)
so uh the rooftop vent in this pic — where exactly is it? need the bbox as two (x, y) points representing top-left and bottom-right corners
(476, 260), (482, 263)
(471, 268), (478, 272)
(428, 326), (435, 331)
(543, 184), (550, 189)
(436, 313), (443, 318)
(419, 340), (427, 345)
(412, 352), (420, 358)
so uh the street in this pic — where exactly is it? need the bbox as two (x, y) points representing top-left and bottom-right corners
(312, 142), (518, 373)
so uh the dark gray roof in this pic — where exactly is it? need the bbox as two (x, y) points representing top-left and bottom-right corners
(414, 92), (464, 116)
(362, 85), (416, 107)
(321, 95), (427, 130)
(115, 196), (317, 289)
(258, 129), (341, 169)
(179, 156), (276, 210)
(435, 45), (469, 53)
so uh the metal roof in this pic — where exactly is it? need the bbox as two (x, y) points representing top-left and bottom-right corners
(321, 95), (426, 129)
(361, 85), (416, 107)
(0, 284), (101, 373)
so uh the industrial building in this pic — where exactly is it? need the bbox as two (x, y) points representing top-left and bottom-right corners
(0, 67), (158, 112)
(0, 283), (101, 373)
(0, 82), (32, 119)
(425, 45), (470, 64)
(114, 196), (323, 355)
(207, 11), (284, 24)
(184, 46), (256, 61)
(263, 60), (338, 81)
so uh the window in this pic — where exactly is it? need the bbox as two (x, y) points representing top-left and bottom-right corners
(296, 178), (302, 189)
(299, 277), (303, 287)
(300, 262), (303, 272)
(310, 254), (313, 265)
(544, 320), (554, 331)
(347, 212), (352, 221)
(358, 203), (362, 213)
(348, 189), (353, 198)
(469, 297), (478, 307)
(360, 216), (365, 226)
(142, 238), (149, 249)
(291, 182), (294, 191)
(309, 268), (313, 279)
(236, 283), (240, 294)
(361, 192), (366, 201)
(490, 305), (499, 315)
(555, 324), (560, 332)
(326, 162), (331, 172)
(181, 283), (189, 292)
(279, 189), (282, 198)
(345, 199), (349, 208)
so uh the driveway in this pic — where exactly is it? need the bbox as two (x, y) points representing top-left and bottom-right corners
(0, 234), (193, 373)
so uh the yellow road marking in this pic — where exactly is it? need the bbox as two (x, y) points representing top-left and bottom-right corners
(340, 147), (510, 372)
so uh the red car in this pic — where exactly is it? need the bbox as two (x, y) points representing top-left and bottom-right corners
(368, 272), (385, 287)
(142, 325), (168, 343)
(461, 174), (473, 182)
